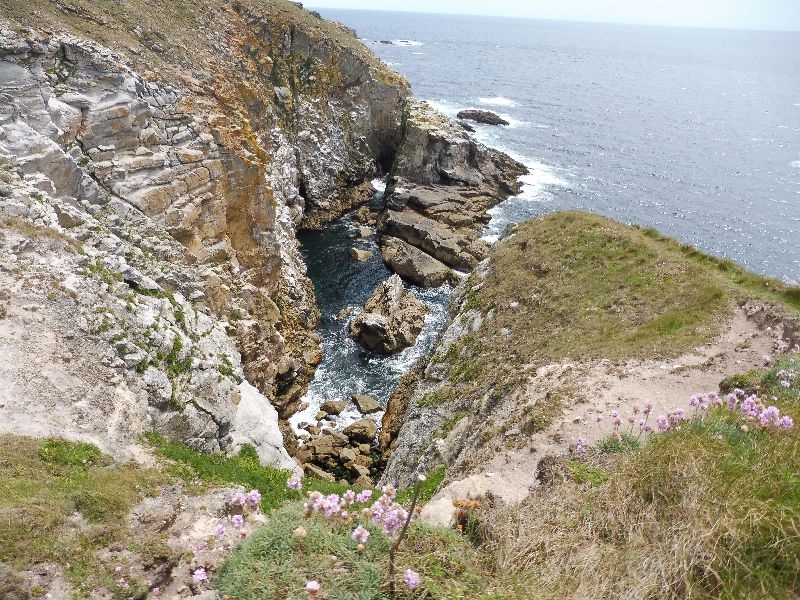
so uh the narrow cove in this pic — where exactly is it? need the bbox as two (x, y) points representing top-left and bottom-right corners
(289, 183), (452, 434)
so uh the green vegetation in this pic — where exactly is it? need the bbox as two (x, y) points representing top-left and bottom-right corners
(476, 366), (799, 599)
(429, 211), (799, 442)
(216, 502), (537, 600)
(397, 467), (446, 504)
(144, 433), (347, 510)
(0, 436), (169, 596)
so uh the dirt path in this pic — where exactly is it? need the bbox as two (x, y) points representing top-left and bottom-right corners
(421, 308), (784, 525)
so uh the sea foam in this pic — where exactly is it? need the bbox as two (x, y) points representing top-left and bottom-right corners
(478, 96), (517, 107)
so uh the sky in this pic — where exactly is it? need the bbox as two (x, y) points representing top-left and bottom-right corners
(306, 0), (800, 31)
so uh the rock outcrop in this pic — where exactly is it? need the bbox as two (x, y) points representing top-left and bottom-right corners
(348, 274), (428, 354)
(457, 109), (509, 126)
(0, 0), (410, 464)
(377, 100), (527, 286)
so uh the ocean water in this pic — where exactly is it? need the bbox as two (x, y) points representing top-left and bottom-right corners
(293, 10), (800, 429)
(318, 9), (800, 283)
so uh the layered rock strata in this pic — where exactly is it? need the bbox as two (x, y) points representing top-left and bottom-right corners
(377, 100), (527, 287)
(0, 0), (408, 462)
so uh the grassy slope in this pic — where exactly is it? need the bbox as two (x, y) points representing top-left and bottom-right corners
(424, 211), (798, 408)
(217, 215), (798, 599)
(0, 436), (170, 596)
(481, 355), (800, 599)
(217, 362), (800, 600)
(0, 0), (405, 88)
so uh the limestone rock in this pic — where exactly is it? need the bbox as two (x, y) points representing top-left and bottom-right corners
(343, 418), (377, 444)
(352, 393), (382, 414)
(305, 463), (336, 482)
(349, 247), (373, 262)
(380, 235), (455, 287)
(354, 474), (374, 489)
(230, 381), (297, 472)
(321, 400), (347, 415)
(457, 109), (510, 126)
(376, 100), (527, 287)
(348, 275), (428, 354)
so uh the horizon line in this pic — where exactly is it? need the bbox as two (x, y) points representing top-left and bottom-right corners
(306, 5), (800, 34)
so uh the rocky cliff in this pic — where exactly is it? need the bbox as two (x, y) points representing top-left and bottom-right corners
(377, 99), (527, 287)
(0, 0), (409, 462)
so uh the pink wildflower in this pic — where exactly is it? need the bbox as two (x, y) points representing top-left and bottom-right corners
(231, 514), (244, 528)
(351, 525), (371, 544)
(575, 436), (586, 454)
(214, 523), (226, 537)
(246, 489), (262, 507)
(231, 491), (246, 506)
(777, 415), (794, 429)
(355, 490), (373, 503)
(192, 568), (208, 584)
(404, 568), (421, 590)
(306, 580), (321, 598)
(287, 475), (303, 490)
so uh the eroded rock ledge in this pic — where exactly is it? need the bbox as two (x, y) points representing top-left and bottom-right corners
(0, 0), (410, 464)
(377, 100), (528, 287)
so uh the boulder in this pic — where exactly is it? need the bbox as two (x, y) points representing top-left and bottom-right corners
(354, 474), (374, 488)
(380, 236), (454, 288)
(304, 463), (335, 482)
(321, 400), (347, 415)
(348, 275), (429, 354)
(352, 394), (382, 414)
(343, 418), (377, 444)
(456, 109), (509, 126)
(349, 247), (373, 262)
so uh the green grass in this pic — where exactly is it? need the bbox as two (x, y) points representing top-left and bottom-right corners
(396, 467), (446, 504)
(477, 383), (800, 599)
(0, 436), (169, 596)
(428, 211), (799, 441)
(144, 433), (349, 510)
(217, 501), (538, 600)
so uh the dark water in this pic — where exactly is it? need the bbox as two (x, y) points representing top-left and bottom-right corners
(290, 186), (450, 431)
(317, 9), (800, 283)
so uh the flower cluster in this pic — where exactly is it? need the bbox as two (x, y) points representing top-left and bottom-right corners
(303, 488), (374, 522)
(579, 387), (794, 451)
(777, 368), (797, 390)
(300, 483), (423, 592)
(726, 388), (793, 429)
(287, 474), (303, 490)
(369, 485), (409, 536)
(404, 568), (421, 590)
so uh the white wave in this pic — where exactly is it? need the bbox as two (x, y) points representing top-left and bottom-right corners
(480, 158), (568, 242)
(478, 96), (517, 107)
(791, 160), (800, 169)
(394, 39), (424, 46)
(423, 98), (460, 118)
(371, 177), (387, 193)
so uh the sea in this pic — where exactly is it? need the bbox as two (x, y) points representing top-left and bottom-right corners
(290, 10), (800, 431)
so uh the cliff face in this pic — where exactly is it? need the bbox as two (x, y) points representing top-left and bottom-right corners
(377, 100), (527, 287)
(0, 0), (408, 461)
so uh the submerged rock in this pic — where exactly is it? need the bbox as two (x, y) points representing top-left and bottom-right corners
(349, 247), (373, 262)
(348, 275), (429, 354)
(457, 109), (510, 126)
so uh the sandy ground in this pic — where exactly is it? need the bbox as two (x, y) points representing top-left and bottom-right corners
(421, 308), (785, 525)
